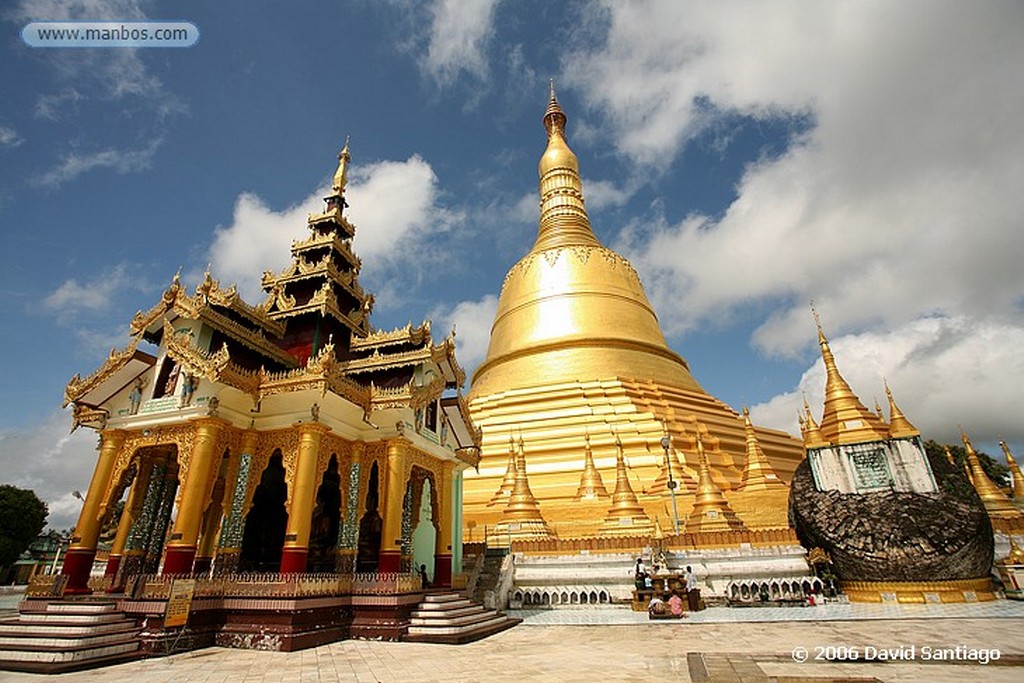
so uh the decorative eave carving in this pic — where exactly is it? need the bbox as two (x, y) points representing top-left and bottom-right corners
(64, 336), (143, 407)
(345, 346), (434, 374)
(70, 404), (108, 432)
(350, 321), (432, 351)
(259, 342), (373, 414)
(163, 321), (262, 401)
(449, 392), (483, 449)
(369, 373), (446, 411)
(455, 446), (482, 469)
(306, 210), (356, 239)
(433, 336), (467, 387)
(130, 272), (286, 343)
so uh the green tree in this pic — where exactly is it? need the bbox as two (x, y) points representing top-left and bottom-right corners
(0, 485), (49, 569)
(923, 439), (1010, 486)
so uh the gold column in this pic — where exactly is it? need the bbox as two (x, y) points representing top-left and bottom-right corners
(281, 422), (329, 573)
(104, 460), (152, 578)
(163, 419), (225, 574)
(379, 439), (407, 573)
(63, 429), (126, 593)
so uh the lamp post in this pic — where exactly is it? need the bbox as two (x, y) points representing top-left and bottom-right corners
(660, 428), (680, 535)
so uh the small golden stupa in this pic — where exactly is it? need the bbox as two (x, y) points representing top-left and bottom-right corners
(962, 432), (1023, 528)
(491, 438), (553, 542)
(599, 435), (655, 536)
(685, 433), (746, 533)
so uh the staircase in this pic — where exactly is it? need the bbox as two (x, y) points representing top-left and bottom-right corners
(471, 548), (507, 606)
(0, 600), (140, 673)
(403, 592), (520, 644)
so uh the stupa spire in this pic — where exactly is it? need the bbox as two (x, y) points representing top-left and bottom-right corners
(600, 434), (654, 536)
(574, 431), (610, 501)
(962, 432), (1022, 524)
(1000, 441), (1024, 499)
(493, 436), (553, 540)
(739, 407), (786, 490)
(813, 310), (888, 445)
(533, 81), (600, 252)
(488, 434), (518, 506)
(802, 397), (829, 449)
(885, 380), (920, 439)
(686, 431), (746, 533)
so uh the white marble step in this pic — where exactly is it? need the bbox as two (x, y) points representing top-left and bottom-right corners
(45, 602), (118, 615)
(0, 620), (135, 637)
(415, 599), (474, 611)
(410, 610), (498, 628)
(19, 612), (125, 625)
(411, 605), (485, 620)
(0, 628), (139, 650)
(0, 641), (138, 665)
(407, 615), (511, 636)
(423, 593), (465, 603)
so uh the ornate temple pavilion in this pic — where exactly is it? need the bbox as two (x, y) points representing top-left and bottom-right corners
(464, 87), (804, 541)
(60, 141), (480, 595)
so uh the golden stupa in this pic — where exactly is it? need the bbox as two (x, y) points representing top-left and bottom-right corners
(463, 86), (804, 540)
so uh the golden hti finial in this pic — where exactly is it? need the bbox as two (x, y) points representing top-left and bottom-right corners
(738, 407), (786, 490)
(812, 310), (888, 445)
(685, 430), (746, 533)
(1000, 441), (1024, 499)
(574, 430), (610, 501)
(533, 82), (600, 252)
(961, 432), (1022, 523)
(884, 380), (920, 439)
(488, 434), (518, 506)
(331, 136), (351, 195)
(873, 397), (885, 423)
(600, 432), (654, 536)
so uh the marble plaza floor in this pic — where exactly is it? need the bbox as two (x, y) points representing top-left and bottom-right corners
(2, 601), (1024, 682)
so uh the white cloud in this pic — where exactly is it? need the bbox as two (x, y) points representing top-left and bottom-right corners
(432, 295), (499, 380)
(423, 0), (501, 87)
(0, 411), (100, 532)
(561, 2), (1024, 361)
(207, 155), (460, 303)
(750, 316), (1024, 446)
(0, 125), (24, 148)
(34, 138), (162, 188)
(43, 263), (139, 316)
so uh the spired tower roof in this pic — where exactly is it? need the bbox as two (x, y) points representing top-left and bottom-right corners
(469, 85), (703, 399)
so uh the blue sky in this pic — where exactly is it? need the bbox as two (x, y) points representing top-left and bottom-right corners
(2, 0), (1023, 529)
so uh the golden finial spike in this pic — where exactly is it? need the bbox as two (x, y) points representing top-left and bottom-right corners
(332, 137), (351, 195)
(1000, 441), (1024, 498)
(962, 432), (1022, 521)
(600, 433), (653, 535)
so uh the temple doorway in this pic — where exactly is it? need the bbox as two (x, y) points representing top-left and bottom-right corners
(307, 454), (342, 573)
(239, 451), (288, 573)
(356, 461), (382, 573)
(412, 478), (437, 583)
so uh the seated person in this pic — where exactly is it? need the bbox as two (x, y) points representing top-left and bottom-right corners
(668, 590), (684, 617)
(648, 592), (669, 616)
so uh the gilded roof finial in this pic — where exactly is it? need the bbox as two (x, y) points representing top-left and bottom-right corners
(686, 428), (746, 533)
(801, 396), (829, 449)
(332, 136), (351, 195)
(884, 379), (920, 439)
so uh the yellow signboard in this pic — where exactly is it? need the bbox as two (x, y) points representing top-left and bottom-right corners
(164, 578), (196, 628)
